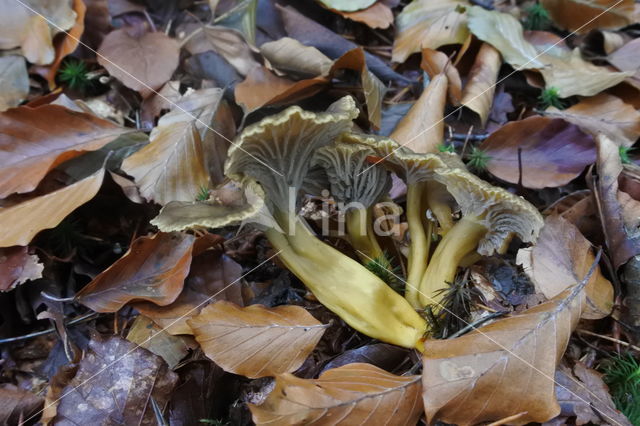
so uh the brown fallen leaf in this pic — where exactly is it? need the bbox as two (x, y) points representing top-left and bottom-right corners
(75, 232), (195, 312)
(596, 133), (640, 268)
(259, 37), (333, 79)
(121, 88), (232, 204)
(330, 1), (394, 29)
(0, 167), (105, 247)
(134, 249), (243, 335)
(0, 246), (43, 292)
(98, 28), (180, 97)
(126, 315), (193, 369)
(0, 56), (29, 111)
(517, 215), (613, 319)
(422, 261), (599, 425)
(420, 48), (462, 106)
(544, 94), (640, 147)
(0, 384), (43, 425)
(554, 362), (631, 425)
(608, 38), (640, 79)
(392, 0), (470, 63)
(53, 334), (178, 425)
(461, 43), (501, 125)
(481, 116), (596, 188)
(541, 0), (635, 34)
(0, 104), (128, 198)
(250, 363), (423, 424)
(189, 301), (327, 378)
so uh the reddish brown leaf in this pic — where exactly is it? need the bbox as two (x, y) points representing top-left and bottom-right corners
(189, 301), (327, 378)
(53, 335), (178, 425)
(481, 116), (596, 188)
(98, 28), (179, 97)
(250, 363), (423, 424)
(0, 104), (127, 198)
(75, 232), (195, 312)
(541, 0), (635, 34)
(331, 1), (394, 29)
(461, 43), (501, 125)
(0, 246), (42, 291)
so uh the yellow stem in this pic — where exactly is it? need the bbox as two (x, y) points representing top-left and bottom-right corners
(424, 180), (454, 234)
(417, 216), (487, 309)
(405, 183), (429, 309)
(266, 215), (426, 350)
(346, 208), (383, 262)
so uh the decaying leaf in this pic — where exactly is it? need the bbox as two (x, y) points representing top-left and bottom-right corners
(0, 104), (128, 198)
(481, 116), (596, 188)
(0, 56), (29, 111)
(126, 315), (192, 369)
(517, 215), (613, 319)
(250, 363), (423, 424)
(392, 0), (470, 63)
(541, 0), (635, 34)
(0, 384), (43, 425)
(75, 232), (195, 312)
(422, 269), (596, 425)
(420, 48), (462, 106)
(332, 1), (394, 29)
(0, 167), (105, 247)
(596, 134), (640, 268)
(54, 334), (178, 425)
(98, 28), (180, 96)
(189, 301), (327, 378)
(544, 94), (640, 147)
(608, 38), (640, 79)
(134, 249), (243, 335)
(316, 0), (376, 12)
(554, 362), (632, 425)
(182, 25), (259, 76)
(259, 37), (333, 79)
(0, 246), (43, 292)
(461, 43), (501, 125)
(121, 88), (232, 204)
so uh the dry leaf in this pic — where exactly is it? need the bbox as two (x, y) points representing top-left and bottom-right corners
(53, 335), (178, 425)
(0, 56), (29, 112)
(422, 275), (595, 424)
(421, 48), (462, 105)
(541, 0), (634, 34)
(461, 43), (501, 125)
(250, 363), (423, 425)
(259, 37), (333, 79)
(98, 28), (180, 96)
(182, 25), (259, 76)
(134, 249), (243, 335)
(122, 88), (231, 204)
(0, 104), (127, 198)
(481, 116), (596, 188)
(608, 38), (640, 78)
(517, 215), (613, 319)
(332, 1), (394, 29)
(75, 232), (195, 312)
(544, 94), (640, 147)
(0, 246), (43, 291)
(0, 167), (104, 247)
(126, 315), (192, 369)
(317, 0), (376, 12)
(189, 301), (327, 378)
(0, 385), (43, 425)
(392, 0), (470, 63)
(596, 134), (640, 268)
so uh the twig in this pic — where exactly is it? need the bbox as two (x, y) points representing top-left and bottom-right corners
(447, 311), (506, 339)
(487, 412), (527, 426)
(0, 312), (99, 345)
(576, 329), (640, 352)
(447, 132), (489, 142)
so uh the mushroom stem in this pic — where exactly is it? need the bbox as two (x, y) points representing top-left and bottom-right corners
(405, 183), (430, 308)
(265, 216), (427, 350)
(424, 181), (454, 233)
(417, 216), (487, 309)
(346, 207), (384, 262)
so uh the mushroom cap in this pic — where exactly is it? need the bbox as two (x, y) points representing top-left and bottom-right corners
(312, 143), (391, 206)
(225, 96), (359, 210)
(151, 180), (274, 232)
(339, 132), (464, 184)
(435, 168), (544, 255)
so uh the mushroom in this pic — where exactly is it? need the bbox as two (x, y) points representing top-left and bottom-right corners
(312, 143), (391, 261)
(417, 168), (544, 309)
(340, 132), (463, 308)
(221, 97), (428, 349)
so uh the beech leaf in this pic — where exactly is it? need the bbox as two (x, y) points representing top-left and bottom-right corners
(0, 56), (29, 111)
(331, 1), (394, 29)
(188, 301), (327, 378)
(541, 0), (635, 34)
(75, 232), (195, 312)
(0, 246), (43, 292)
(0, 104), (128, 198)
(0, 167), (105, 247)
(317, 0), (376, 12)
(250, 363), (423, 424)
(422, 256), (600, 425)
(461, 43), (501, 125)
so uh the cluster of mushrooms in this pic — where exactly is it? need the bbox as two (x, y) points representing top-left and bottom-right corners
(153, 96), (544, 351)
